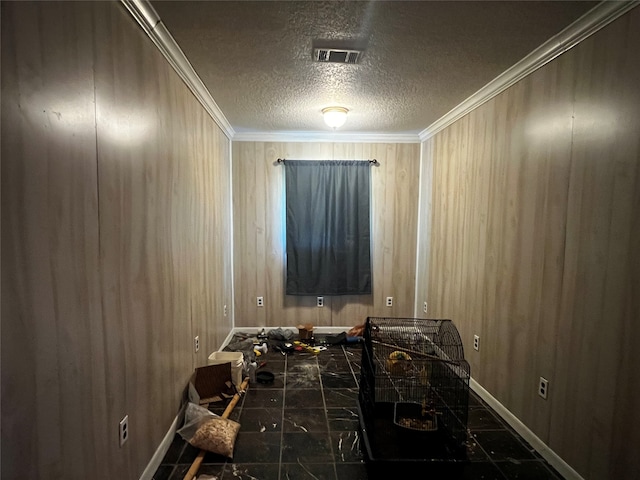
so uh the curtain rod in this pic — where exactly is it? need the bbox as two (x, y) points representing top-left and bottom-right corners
(276, 158), (379, 165)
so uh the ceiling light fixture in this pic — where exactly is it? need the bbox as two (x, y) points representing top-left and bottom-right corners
(322, 106), (349, 129)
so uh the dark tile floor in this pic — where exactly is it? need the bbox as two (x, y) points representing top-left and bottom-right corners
(153, 335), (564, 480)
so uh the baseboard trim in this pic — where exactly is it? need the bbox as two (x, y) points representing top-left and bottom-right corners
(218, 328), (240, 351)
(139, 403), (186, 480)
(470, 378), (584, 480)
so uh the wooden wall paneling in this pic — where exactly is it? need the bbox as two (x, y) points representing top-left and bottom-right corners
(451, 117), (468, 331)
(551, 8), (640, 478)
(1, 2), (108, 478)
(2, 2), (234, 478)
(506, 73), (569, 426)
(262, 143), (283, 325)
(233, 142), (260, 326)
(437, 126), (453, 317)
(553, 79), (619, 476)
(253, 143), (269, 327)
(95, 5), (138, 476)
(192, 108), (233, 361)
(452, 117), (469, 331)
(96, 2), (234, 476)
(522, 59), (575, 440)
(469, 105), (494, 372)
(214, 126), (234, 348)
(619, 15), (640, 463)
(447, 121), (465, 324)
(380, 145), (398, 313)
(432, 126), (455, 319)
(193, 108), (209, 363)
(426, 134), (444, 317)
(415, 141), (433, 318)
(188, 106), (202, 364)
(421, 6), (640, 479)
(461, 111), (489, 375)
(490, 84), (527, 411)
(191, 106), (212, 364)
(503, 80), (543, 419)
(231, 142), (249, 325)
(232, 142), (420, 328)
(96, 3), (181, 475)
(606, 13), (640, 471)
(459, 111), (487, 373)
(611, 155), (640, 478)
(261, 143), (288, 326)
(392, 143), (420, 315)
(459, 115), (473, 352)
(515, 59), (574, 440)
(478, 91), (511, 400)
(165, 81), (197, 397)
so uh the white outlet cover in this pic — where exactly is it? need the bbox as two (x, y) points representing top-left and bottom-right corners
(539, 377), (549, 399)
(386, 297), (393, 307)
(119, 415), (129, 447)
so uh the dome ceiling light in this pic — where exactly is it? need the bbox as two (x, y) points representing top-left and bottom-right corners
(322, 106), (349, 129)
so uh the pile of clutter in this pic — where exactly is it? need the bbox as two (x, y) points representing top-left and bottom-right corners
(223, 323), (365, 382)
(178, 323), (365, 479)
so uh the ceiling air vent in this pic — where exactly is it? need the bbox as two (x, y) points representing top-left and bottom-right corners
(314, 48), (362, 64)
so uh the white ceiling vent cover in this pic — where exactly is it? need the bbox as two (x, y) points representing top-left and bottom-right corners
(314, 48), (362, 64)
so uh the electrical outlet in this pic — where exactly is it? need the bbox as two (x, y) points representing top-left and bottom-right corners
(473, 335), (479, 351)
(224, 304), (227, 316)
(194, 335), (199, 353)
(423, 301), (428, 314)
(119, 415), (129, 447)
(317, 296), (324, 307)
(386, 296), (393, 307)
(539, 377), (549, 399)
(257, 296), (264, 307)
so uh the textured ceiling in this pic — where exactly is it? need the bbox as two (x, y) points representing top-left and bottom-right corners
(151, 1), (598, 135)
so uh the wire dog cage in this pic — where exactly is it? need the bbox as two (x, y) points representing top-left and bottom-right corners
(357, 317), (470, 476)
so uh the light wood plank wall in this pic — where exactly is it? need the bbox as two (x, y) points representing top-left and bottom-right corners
(1, 2), (233, 479)
(232, 142), (420, 328)
(417, 8), (640, 479)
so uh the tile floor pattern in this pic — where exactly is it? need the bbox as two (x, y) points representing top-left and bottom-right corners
(154, 336), (564, 480)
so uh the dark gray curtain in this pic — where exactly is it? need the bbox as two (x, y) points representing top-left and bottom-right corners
(285, 160), (371, 295)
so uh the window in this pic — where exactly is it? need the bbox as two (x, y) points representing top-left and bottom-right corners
(284, 160), (371, 295)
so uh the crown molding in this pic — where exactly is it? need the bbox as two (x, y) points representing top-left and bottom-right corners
(121, 0), (637, 144)
(232, 131), (420, 144)
(419, 0), (640, 142)
(120, 0), (235, 139)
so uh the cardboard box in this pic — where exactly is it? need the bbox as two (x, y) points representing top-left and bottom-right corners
(297, 323), (314, 340)
(188, 363), (236, 405)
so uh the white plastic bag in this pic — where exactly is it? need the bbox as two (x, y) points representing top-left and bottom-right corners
(177, 403), (240, 458)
